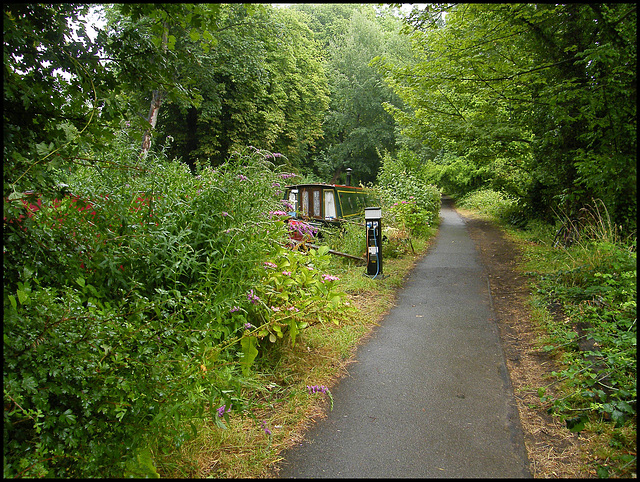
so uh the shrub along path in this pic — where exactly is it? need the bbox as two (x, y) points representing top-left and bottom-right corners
(275, 196), (531, 477)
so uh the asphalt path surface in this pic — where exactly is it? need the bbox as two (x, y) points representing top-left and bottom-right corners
(277, 197), (531, 478)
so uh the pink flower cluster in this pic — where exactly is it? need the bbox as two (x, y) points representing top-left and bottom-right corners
(321, 274), (339, 283)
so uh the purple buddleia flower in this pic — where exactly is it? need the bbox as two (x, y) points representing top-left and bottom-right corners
(247, 289), (260, 304)
(307, 385), (328, 394)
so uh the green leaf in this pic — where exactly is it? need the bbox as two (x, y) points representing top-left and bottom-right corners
(288, 319), (299, 346)
(124, 447), (160, 478)
(60, 409), (77, 425)
(240, 336), (258, 375)
(167, 34), (176, 51)
(16, 289), (30, 305)
(329, 294), (342, 308)
(214, 417), (227, 429)
(35, 142), (54, 157)
(565, 415), (587, 432)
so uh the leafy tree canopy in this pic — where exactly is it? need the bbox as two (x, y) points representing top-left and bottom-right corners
(297, 4), (412, 185)
(152, 4), (330, 171)
(377, 3), (636, 232)
(3, 3), (241, 208)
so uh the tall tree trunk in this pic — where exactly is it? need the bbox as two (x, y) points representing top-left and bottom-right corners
(140, 22), (169, 158)
(141, 89), (163, 156)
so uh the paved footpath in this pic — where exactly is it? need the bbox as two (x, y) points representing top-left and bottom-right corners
(277, 197), (531, 478)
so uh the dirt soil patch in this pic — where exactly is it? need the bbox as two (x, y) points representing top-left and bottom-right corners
(459, 209), (594, 478)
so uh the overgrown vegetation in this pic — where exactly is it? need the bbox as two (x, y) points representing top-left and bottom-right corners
(456, 189), (518, 222)
(3, 127), (440, 477)
(457, 190), (637, 478)
(154, 235), (436, 478)
(3, 139), (347, 477)
(4, 2), (635, 478)
(375, 150), (441, 239)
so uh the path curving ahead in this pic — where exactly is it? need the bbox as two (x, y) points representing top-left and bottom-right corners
(276, 197), (531, 478)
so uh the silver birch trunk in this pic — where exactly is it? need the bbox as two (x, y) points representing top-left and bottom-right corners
(140, 22), (169, 158)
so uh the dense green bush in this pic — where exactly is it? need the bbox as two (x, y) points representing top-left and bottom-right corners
(388, 199), (434, 238)
(456, 188), (519, 221)
(376, 151), (441, 238)
(3, 139), (345, 477)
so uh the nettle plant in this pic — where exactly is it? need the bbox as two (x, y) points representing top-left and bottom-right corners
(3, 138), (345, 477)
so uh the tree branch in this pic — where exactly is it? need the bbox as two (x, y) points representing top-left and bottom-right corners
(459, 59), (573, 83)
(436, 86), (466, 121)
